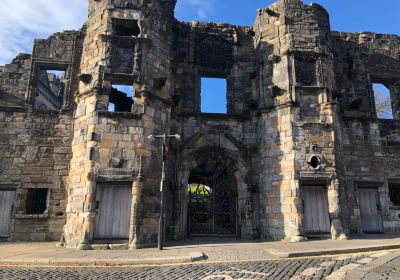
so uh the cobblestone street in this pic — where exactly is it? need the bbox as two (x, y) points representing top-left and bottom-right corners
(361, 254), (400, 280)
(0, 254), (384, 280)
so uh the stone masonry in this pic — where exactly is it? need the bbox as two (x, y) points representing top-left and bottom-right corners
(0, 0), (399, 248)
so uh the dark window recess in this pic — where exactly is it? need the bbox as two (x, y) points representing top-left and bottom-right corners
(113, 18), (140, 37)
(108, 85), (134, 112)
(295, 59), (316, 86)
(309, 156), (320, 169)
(26, 189), (48, 214)
(389, 183), (400, 206)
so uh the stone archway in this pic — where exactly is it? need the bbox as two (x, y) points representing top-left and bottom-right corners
(170, 146), (255, 240)
(188, 150), (238, 236)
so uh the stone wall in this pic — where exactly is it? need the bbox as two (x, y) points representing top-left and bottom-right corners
(0, 109), (73, 240)
(0, 54), (31, 103)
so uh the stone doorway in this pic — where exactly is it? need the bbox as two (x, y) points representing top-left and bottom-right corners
(188, 169), (238, 236)
(94, 183), (132, 240)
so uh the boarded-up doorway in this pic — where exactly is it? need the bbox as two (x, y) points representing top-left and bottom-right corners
(303, 185), (331, 236)
(0, 190), (16, 239)
(94, 183), (132, 240)
(359, 187), (383, 234)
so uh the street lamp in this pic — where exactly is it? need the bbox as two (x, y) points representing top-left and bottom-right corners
(147, 134), (181, 250)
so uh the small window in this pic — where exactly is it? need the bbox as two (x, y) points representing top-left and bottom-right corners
(373, 83), (393, 119)
(34, 70), (65, 111)
(26, 189), (48, 214)
(200, 78), (227, 114)
(389, 183), (400, 206)
(108, 85), (135, 112)
(112, 18), (140, 37)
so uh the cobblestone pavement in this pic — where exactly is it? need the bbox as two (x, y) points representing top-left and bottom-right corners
(203, 248), (273, 261)
(0, 253), (386, 280)
(362, 255), (400, 280)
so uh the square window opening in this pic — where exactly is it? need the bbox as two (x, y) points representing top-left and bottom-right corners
(200, 77), (227, 114)
(26, 188), (48, 215)
(389, 183), (400, 206)
(112, 18), (140, 37)
(34, 69), (66, 111)
(373, 83), (393, 119)
(108, 85), (135, 112)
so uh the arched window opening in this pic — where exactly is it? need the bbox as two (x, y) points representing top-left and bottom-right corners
(373, 83), (393, 119)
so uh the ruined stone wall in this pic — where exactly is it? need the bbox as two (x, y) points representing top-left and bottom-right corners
(173, 22), (255, 115)
(332, 32), (400, 119)
(381, 120), (400, 232)
(2, 0), (400, 247)
(64, 0), (177, 248)
(0, 54), (31, 103)
(0, 109), (73, 240)
(331, 31), (400, 235)
(0, 29), (80, 242)
(253, 0), (342, 241)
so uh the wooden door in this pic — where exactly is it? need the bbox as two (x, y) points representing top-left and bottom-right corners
(94, 184), (132, 239)
(0, 190), (15, 238)
(303, 186), (331, 234)
(359, 188), (383, 234)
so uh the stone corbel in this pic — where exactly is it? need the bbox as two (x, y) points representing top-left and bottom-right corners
(268, 54), (281, 64)
(267, 85), (284, 98)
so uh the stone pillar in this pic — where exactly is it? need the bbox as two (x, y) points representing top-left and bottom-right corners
(129, 156), (144, 249)
(390, 82), (400, 120)
(329, 179), (347, 240)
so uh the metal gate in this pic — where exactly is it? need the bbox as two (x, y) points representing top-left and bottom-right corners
(188, 172), (237, 236)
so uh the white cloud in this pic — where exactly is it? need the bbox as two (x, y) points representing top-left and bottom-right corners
(175, 0), (216, 21)
(0, 0), (88, 65)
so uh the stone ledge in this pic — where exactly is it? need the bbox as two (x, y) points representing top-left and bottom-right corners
(15, 214), (49, 219)
(97, 111), (142, 119)
(0, 252), (205, 267)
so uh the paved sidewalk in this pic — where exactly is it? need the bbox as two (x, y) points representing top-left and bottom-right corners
(0, 236), (400, 267)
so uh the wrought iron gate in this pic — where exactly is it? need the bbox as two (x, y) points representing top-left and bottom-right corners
(188, 171), (237, 236)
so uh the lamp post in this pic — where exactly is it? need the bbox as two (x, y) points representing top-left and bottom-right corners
(147, 134), (181, 250)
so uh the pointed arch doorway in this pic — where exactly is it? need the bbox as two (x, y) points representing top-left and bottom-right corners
(187, 149), (238, 237)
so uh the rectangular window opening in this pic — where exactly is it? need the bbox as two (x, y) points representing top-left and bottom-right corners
(373, 83), (393, 119)
(112, 18), (140, 37)
(108, 85), (135, 112)
(200, 77), (227, 114)
(26, 188), (48, 215)
(389, 183), (400, 206)
(34, 69), (65, 111)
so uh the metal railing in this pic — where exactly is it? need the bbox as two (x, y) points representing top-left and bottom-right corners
(26, 189), (48, 214)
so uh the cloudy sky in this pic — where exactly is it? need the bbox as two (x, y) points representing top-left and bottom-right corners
(0, 0), (399, 65)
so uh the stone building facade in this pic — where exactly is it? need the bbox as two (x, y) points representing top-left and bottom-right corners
(0, 0), (400, 248)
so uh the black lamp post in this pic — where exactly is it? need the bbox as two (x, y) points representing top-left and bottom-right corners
(147, 134), (181, 250)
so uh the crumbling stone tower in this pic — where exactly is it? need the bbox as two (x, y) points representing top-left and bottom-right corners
(1, 0), (400, 248)
(64, 0), (178, 247)
(253, 0), (340, 241)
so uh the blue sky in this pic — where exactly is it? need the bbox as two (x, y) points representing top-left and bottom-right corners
(1, 0), (399, 66)
(1, 0), (399, 114)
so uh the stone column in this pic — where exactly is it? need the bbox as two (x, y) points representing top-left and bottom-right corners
(129, 155), (144, 249)
(390, 82), (400, 120)
(329, 179), (347, 240)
